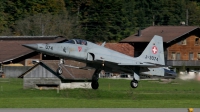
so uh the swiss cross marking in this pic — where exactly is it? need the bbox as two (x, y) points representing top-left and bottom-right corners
(78, 46), (82, 52)
(152, 46), (158, 54)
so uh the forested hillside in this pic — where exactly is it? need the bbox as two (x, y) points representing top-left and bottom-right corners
(0, 0), (200, 42)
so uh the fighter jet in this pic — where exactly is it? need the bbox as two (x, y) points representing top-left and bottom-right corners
(23, 35), (176, 89)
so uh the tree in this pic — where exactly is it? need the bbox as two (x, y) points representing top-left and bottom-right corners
(0, 0), (7, 33)
(1, 0), (200, 41)
(1, 0), (67, 35)
(65, 0), (138, 42)
(187, 1), (200, 26)
(15, 12), (83, 38)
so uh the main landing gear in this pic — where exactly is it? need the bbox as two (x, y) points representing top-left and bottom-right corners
(57, 59), (64, 75)
(130, 79), (138, 88)
(91, 69), (101, 90)
(130, 68), (140, 88)
(91, 81), (99, 90)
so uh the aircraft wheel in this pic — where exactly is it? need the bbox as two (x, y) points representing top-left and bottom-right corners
(130, 80), (138, 88)
(57, 67), (62, 75)
(91, 81), (99, 90)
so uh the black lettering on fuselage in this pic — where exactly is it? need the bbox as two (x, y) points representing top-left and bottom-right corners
(45, 45), (53, 50)
(145, 55), (158, 61)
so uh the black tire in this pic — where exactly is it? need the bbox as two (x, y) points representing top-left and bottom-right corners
(91, 81), (99, 90)
(130, 80), (138, 88)
(57, 68), (62, 75)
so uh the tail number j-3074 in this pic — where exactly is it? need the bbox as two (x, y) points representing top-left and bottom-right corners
(145, 55), (158, 61)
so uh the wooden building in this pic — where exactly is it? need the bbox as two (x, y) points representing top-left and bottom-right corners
(19, 60), (94, 89)
(167, 35), (200, 60)
(120, 26), (200, 73)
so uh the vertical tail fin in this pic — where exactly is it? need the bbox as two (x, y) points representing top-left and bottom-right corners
(138, 35), (165, 65)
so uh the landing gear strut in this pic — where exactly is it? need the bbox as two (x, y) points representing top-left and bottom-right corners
(130, 67), (140, 88)
(57, 59), (64, 75)
(91, 69), (101, 90)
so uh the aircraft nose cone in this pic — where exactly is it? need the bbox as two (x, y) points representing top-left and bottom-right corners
(22, 44), (38, 50)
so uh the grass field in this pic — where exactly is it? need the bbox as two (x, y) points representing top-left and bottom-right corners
(0, 78), (200, 108)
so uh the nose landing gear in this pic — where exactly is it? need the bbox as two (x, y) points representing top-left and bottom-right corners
(57, 59), (64, 75)
(57, 67), (63, 75)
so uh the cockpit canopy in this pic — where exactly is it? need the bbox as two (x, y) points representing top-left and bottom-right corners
(64, 39), (87, 45)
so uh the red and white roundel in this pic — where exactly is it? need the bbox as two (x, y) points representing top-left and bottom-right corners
(152, 46), (158, 54)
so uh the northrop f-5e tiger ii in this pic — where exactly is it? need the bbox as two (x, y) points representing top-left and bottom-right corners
(23, 35), (176, 90)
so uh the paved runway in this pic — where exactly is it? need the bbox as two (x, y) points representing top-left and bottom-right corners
(0, 108), (199, 112)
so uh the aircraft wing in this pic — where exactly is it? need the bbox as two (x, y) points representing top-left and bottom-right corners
(118, 63), (156, 67)
(95, 58), (156, 67)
